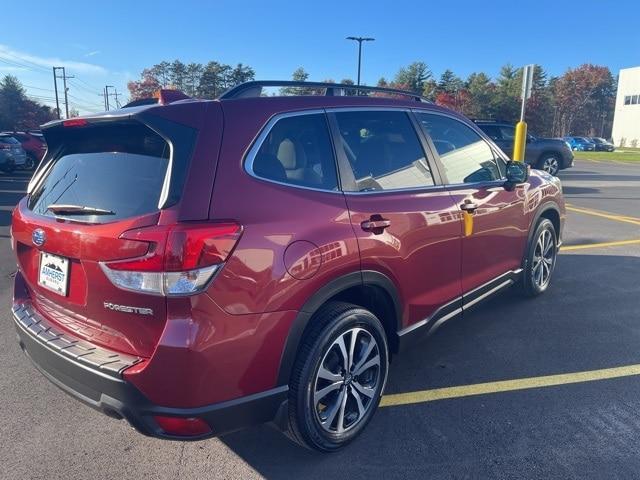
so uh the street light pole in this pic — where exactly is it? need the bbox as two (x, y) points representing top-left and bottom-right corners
(346, 36), (375, 86)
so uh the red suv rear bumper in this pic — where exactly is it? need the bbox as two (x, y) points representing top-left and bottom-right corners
(12, 272), (289, 439)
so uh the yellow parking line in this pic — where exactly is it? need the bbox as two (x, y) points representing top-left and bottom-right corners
(561, 238), (640, 251)
(566, 204), (640, 226)
(380, 364), (640, 408)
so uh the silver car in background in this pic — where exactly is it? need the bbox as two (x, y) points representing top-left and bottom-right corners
(0, 136), (27, 172)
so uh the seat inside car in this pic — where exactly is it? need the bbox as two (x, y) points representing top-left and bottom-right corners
(276, 137), (322, 185)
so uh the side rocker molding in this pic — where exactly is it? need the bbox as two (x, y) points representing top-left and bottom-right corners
(275, 270), (402, 386)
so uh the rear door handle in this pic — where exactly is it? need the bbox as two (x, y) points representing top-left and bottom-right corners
(460, 202), (478, 213)
(361, 216), (391, 234)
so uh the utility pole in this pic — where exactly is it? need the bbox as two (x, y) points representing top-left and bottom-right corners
(62, 67), (71, 118)
(104, 85), (114, 111)
(346, 36), (375, 86)
(53, 67), (74, 118)
(113, 89), (120, 109)
(52, 67), (60, 119)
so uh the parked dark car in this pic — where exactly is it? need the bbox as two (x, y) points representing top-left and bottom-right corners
(589, 137), (615, 152)
(11, 81), (565, 451)
(1, 131), (47, 170)
(474, 121), (573, 176)
(0, 135), (27, 172)
(564, 136), (596, 152)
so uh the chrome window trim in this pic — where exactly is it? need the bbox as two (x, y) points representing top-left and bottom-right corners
(243, 109), (343, 195)
(411, 108), (509, 185)
(342, 184), (447, 196)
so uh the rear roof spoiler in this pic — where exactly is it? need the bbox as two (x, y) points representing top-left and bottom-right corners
(122, 89), (191, 108)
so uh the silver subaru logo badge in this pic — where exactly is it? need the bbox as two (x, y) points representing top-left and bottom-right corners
(32, 228), (46, 247)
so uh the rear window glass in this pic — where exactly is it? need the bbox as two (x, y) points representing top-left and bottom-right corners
(0, 136), (19, 144)
(250, 113), (338, 190)
(29, 123), (170, 224)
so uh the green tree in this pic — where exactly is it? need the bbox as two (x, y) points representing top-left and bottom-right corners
(393, 61), (432, 94)
(0, 75), (56, 130)
(198, 61), (231, 98)
(280, 67), (311, 95)
(437, 69), (464, 94)
(228, 63), (255, 87)
(149, 61), (171, 87)
(0, 75), (26, 130)
(169, 60), (188, 90)
(185, 63), (203, 97)
(465, 72), (494, 118)
(492, 63), (521, 122)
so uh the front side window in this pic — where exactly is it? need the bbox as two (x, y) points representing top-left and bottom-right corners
(416, 112), (502, 184)
(250, 113), (338, 190)
(332, 110), (434, 192)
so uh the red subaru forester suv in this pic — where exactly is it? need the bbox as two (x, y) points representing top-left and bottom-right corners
(11, 81), (564, 451)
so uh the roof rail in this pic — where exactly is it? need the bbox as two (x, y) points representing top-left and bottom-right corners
(219, 80), (429, 102)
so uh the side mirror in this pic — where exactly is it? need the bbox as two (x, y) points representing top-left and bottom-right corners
(505, 161), (529, 187)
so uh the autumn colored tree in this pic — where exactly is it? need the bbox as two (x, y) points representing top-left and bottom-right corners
(127, 69), (161, 100)
(553, 64), (615, 136)
(128, 59), (255, 101)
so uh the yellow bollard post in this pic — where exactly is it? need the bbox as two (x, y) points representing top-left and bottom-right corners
(512, 120), (528, 162)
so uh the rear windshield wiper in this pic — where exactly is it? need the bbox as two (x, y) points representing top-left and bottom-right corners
(46, 204), (115, 215)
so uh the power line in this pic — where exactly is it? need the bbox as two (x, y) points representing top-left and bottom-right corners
(71, 76), (102, 95)
(0, 50), (51, 73)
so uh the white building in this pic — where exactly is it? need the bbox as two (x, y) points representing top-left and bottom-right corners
(611, 66), (640, 147)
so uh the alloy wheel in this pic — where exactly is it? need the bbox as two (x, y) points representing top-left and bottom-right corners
(542, 157), (559, 175)
(313, 327), (381, 434)
(532, 228), (555, 289)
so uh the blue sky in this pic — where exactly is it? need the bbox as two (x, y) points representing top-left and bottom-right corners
(2, 0), (637, 114)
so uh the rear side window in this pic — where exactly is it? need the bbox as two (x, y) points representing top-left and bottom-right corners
(416, 113), (502, 184)
(250, 113), (338, 190)
(29, 123), (170, 224)
(332, 110), (434, 192)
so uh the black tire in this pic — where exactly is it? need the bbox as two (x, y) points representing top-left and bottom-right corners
(520, 218), (558, 297)
(287, 301), (389, 452)
(537, 154), (560, 176)
(24, 154), (36, 171)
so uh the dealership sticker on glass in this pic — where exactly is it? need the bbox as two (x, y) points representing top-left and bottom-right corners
(38, 252), (69, 296)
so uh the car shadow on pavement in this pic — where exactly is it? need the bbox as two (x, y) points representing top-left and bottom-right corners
(219, 253), (640, 479)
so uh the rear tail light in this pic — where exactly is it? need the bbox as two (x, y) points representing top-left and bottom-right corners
(153, 415), (212, 437)
(100, 222), (242, 296)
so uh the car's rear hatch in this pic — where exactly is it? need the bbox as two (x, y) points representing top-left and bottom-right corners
(12, 102), (220, 358)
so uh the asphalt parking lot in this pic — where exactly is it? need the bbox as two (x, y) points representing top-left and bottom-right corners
(1, 159), (639, 480)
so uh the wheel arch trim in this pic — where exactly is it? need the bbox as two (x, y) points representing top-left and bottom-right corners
(525, 201), (562, 263)
(275, 270), (402, 386)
